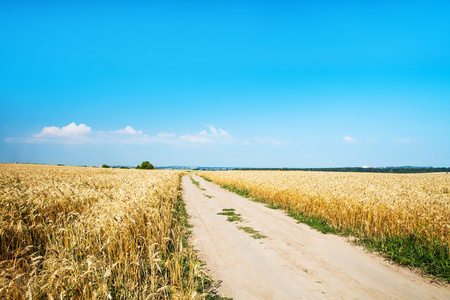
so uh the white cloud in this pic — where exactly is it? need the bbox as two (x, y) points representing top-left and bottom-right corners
(178, 126), (236, 144)
(34, 122), (91, 138)
(343, 135), (357, 143)
(9, 124), (286, 147)
(122, 126), (236, 145)
(20, 122), (92, 144)
(110, 126), (142, 135)
(148, 132), (180, 144)
(394, 138), (416, 144)
(179, 133), (213, 144)
(105, 125), (237, 145)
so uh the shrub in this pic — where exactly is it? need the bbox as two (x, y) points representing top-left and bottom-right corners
(136, 161), (154, 170)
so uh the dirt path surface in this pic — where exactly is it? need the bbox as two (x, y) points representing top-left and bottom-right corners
(182, 175), (450, 299)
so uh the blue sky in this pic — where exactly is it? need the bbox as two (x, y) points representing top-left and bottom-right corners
(1, 1), (449, 167)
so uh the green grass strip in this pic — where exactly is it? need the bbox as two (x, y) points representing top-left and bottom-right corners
(238, 226), (267, 239)
(190, 176), (200, 187)
(360, 234), (449, 280)
(217, 208), (243, 222)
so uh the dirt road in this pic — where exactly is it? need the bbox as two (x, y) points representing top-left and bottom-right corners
(182, 175), (450, 299)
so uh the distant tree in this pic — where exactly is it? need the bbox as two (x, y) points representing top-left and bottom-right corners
(102, 164), (110, 168)
(136, 161), (154, 170)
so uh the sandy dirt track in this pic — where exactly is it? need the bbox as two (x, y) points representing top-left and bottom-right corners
(182, 175), (450, 300)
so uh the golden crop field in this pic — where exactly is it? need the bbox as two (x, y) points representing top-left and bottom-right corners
(0, 164), (206, 299)
(199, 171), (450, 246)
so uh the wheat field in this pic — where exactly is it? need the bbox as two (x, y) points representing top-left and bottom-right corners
(0, 164), (206, 299)
(199, 171), (450, 246)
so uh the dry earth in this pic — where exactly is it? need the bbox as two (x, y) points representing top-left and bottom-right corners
(182, 175), (450, 300)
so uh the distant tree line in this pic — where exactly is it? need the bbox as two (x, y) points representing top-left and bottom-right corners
(233, 167), (450, 174)
(102, 164), (130, 169)
(101, 162), (155, 169)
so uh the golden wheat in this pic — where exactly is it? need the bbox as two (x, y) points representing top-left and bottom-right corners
(199, 171), (450, 245)
(0, 164), (205, 299)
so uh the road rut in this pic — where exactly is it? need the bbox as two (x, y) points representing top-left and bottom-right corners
(182, 175), (450, 299)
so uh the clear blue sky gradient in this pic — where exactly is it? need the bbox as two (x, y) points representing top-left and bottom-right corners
(1, 1), (449, 167)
